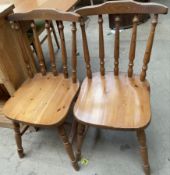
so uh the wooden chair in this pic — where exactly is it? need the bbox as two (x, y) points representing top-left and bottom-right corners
(3, 9), (80, 171)
(74, 1), (168, 174)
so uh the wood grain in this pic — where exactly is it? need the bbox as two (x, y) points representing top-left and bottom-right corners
(74, 72), (151, 129)
(31, 21), (46, 75)
(98, 15), (105, 76)
(58, 124), (79, 171)
(114, 16), (120, 76)
(140, 14), (158, 81)
(8, 9), (80, 22)
(137, 129), (150, 175)
(0, 6), (28, 95)
(13, 121), (24, 158)
(0, 95), (13, 128)
(58, 21), (68, 78)
(75, 1), (168, 16)
(45, 20), (57, 76)
(80, 18), (92, 79)
(3, 73), (79, 126)
(0, 0), (79, 13)
(71, 22), (77, 83)
(128, 15), (139, 77)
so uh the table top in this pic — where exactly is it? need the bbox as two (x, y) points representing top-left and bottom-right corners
(0, 0), (79, 13)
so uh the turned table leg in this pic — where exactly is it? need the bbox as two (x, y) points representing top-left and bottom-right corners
(13, 121), (24, 158)
(137, 129), (150, 175)
(57, 124), (79, 171)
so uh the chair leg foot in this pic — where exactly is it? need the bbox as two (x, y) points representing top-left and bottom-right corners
(57, 125), (79, 171)
(76, 123), (86, 161)
(13, 122), (24, 158)
(137, 129), (150, 175)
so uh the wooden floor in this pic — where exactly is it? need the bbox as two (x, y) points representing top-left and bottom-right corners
(74, 72), (151, 129)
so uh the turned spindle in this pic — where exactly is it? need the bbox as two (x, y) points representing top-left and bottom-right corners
(98, 15), (105, 76)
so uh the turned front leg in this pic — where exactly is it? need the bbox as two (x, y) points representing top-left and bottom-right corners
(57, 125), (79, 171)
(13, 121), (24, 158)
(76, 123), (86, 161)
(137, 129), (150, 175)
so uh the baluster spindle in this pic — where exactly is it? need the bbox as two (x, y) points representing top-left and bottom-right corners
(98, 15), (105, 76)
(58, 21), (68, 78)
(71, 22), (77, 83)
(31, 21), (46, 75)
(80, 18), (92, 79)
(128, 15), (139, 77)
(114, 16), (120, 76)
(140, 14), (158, 81)
(45, 21), (57, 76)
(10, 21), (33, 78)
(51, 22), (60, 49)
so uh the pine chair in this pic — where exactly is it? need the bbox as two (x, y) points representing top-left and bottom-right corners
(74, 1), (168, 174)
(3, 9), (80, 170)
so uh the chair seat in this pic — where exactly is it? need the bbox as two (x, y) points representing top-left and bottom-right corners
(3, 73), (79, 126)
(74, 72), (151, 129)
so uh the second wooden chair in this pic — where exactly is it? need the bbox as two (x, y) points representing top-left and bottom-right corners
(74, 1), (168, 175)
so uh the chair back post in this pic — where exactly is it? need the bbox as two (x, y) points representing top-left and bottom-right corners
(45, 20), (57, 76)
(140, 14), (158, 81)
(128, 15), (139, 78)
(75, 0), (168, 80)
(31, 21), (46, 75)
(58, 21), (69, 78)
(71, 22), (78, 83)
(98, 15), (105, 76)
(114, 16), (120, 76)
(80, 17), (92, 79)
(8, 9), (80, 83)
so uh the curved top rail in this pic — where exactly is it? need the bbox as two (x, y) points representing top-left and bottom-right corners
(8, 8), (80, 22)
(75, 0), (168, 16)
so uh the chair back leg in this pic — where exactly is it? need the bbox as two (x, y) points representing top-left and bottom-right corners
(57, 125), (79, 171)
(137, 129), (150, 175)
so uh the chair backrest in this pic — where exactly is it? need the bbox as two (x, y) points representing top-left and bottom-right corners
(75, 0), (168, 81)
(8, 9), (80, 83)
